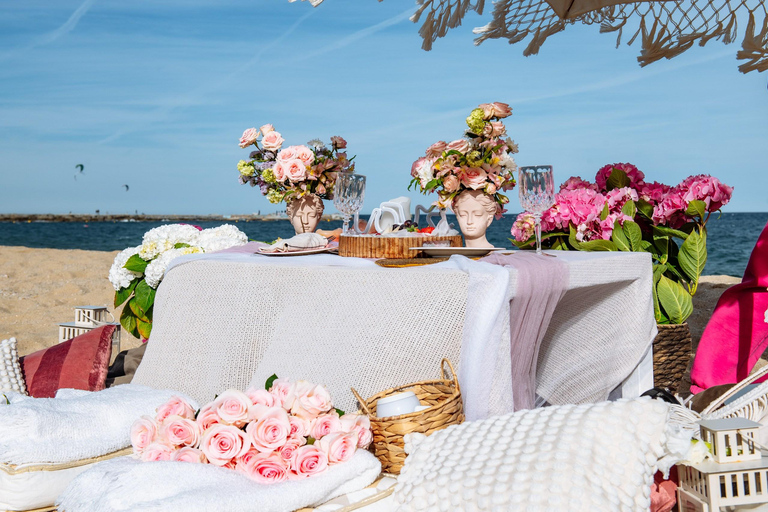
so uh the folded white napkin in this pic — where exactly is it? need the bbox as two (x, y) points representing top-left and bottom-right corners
(261, 233), (328, 253)
(57, 450), (382, 512)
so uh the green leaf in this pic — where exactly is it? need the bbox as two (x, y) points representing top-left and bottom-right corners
(578, 239), (617, 251)
(124, 254), (149, 273)
(653, 225), (690, 240)
(679, 228), (707, 284)
(640, 240), (654, 252)
(114, 279), (138, 308)
(622, 221), (643, 252)
(136, 318), (153, 340)
(128, 297), (151, 323)
(599, 203), (610, 221)
(621, 199), (637, 218)
(306, 437), (316, 445)
(606, 168), (630, 190)
(685, 200), (707, 219)
(612, 220), (631, 252)
(134, 279), (156, 313)
(120, 306), (140, 338)
(425, 178), (439, 190)
(174, 243), (191, 249)
(335, 408), (345, 417)
(264, 374), (278, 391)
(656, 275), (693, 324)
(636, 199), (654, 219)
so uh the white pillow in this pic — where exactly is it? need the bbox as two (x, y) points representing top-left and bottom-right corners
(0, 338), (27, 395)
(394, 398), (674, 512)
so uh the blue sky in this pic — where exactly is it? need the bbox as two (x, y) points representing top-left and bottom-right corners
(0, 0), (766, 215)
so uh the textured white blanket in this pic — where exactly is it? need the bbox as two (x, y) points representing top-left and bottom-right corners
(0, 384), (189, 465)
(57, 450), (381, 512)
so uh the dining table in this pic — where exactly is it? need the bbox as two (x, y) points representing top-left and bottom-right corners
(132, 245), (656, 420)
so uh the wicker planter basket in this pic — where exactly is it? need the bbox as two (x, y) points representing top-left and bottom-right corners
(351, 359), (464, 475)
(338, 234), (463, 259)
(653, 322), (693, 392)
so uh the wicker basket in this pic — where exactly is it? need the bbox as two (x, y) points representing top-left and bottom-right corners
(653, 322), (693, 392)
(351, 359), (464, 475)
(338, 234), (463, 259)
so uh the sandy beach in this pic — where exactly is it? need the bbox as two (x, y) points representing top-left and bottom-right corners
(0, 245), (741, 366)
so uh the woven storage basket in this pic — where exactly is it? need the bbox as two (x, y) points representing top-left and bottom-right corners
(653, 322), (693, 392)
(351, 358), (464, 475)
(338, 234), (462, 259)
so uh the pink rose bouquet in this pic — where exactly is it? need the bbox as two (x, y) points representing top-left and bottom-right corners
(510, 163), (733, 325)
(237, 125), (355, 204)
(409, 102), (518, 217)
(130, 377), (372, 483)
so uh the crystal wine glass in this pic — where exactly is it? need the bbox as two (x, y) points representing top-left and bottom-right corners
(333, 173), (366, 235)
(518, 165), (555, 255)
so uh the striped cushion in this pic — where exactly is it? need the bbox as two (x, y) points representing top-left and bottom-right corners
(20, 325), (115, 398)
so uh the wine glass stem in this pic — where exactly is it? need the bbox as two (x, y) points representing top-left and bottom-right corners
(534, 213), (542, 255)
(342, 214), (351, 235)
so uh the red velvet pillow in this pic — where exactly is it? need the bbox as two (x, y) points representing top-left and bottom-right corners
(20, 325), (115, 398)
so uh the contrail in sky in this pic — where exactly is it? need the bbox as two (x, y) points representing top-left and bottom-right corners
(0, 0), (97, 62)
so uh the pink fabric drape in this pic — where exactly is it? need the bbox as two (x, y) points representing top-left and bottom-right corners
(690, 220), (768, 393)
(482, 252), (569, 410)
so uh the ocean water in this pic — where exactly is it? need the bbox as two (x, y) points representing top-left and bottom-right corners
(0, 212), (765, 277)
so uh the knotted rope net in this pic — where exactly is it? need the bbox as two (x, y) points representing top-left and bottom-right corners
(299, 0), (767, 73)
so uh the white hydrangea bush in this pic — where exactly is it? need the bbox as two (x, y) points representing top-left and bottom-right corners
(109, 224), (248, 340)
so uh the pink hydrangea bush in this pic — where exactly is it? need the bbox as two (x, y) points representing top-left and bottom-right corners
(237, 125), (355, 204)
(409, 102), (518, 218)
(131, 378), (372, 484)
(510, 162), (734, 324)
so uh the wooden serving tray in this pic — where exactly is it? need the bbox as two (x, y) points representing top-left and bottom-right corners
(338, 234), (463, 259)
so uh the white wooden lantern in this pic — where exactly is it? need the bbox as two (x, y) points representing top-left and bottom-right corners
(73, 306), (109, 327)
(700, 418), (762, 464)
(678, 455), (768, 511)
(57, 306), (121, 356)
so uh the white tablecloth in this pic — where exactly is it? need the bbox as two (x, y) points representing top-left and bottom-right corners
(133, 250), (656, 418)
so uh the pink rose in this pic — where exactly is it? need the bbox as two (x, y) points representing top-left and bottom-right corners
(262, 130), (284, 151)
(278, 438), (306, 463)
(330, 136), (347, 149)
(309, 412), (342, 440)
(276, 146), (298, 163)
(479, 102), (512, 119)
(318, 431), (357, 464)
(155, 396), (195, 423)
(214, 389), (251, 427)
(161, 415), (201, 447)
(172, 447), (206, 463)
(296, 384), (333, 417)
(443, 174), (460, 193)
(141, 442), (174, 462)
(289, 415), (311, 438)
(196, 405), (221, 431)
(446, 139), (470, 154)
(295, 145), (315, 166)
(339, 413), (372, 448)
(260, 124), (275, 135)
(483, 121), (506, 138)
(284, 159), (308, 183)
(270, 378), (293, 409)
(272, 162), (287, 183)
(200, 424), (251, 466)
(246, 406), (291, 452)
(239, 452), (288, 484)
(246, 388), (276, 408)
(291, 445), (328, 478)
(459, 167), (488, 190)
(426, 141), (447, 159)
(485, 182), (497, 195)
(130, 415), (157, 454)
(239, 128), (260, 148)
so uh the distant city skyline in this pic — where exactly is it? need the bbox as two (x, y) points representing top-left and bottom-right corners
(1, 0), (766, 216)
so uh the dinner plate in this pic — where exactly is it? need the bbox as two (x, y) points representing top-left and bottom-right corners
(257, 245), (336, 257)
(412, 247), (507, 258)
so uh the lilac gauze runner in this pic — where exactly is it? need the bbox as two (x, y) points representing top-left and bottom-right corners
(481, 252), (569, 411)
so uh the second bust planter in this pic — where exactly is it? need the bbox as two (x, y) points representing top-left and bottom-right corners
(452, 189), (496, 248)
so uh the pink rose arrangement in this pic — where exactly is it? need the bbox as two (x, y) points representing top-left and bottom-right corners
(237, 124), (354, 205)
(131, 376), (372, 484)
(409, 102), (518, 218)
(511, 163), (734, 324)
